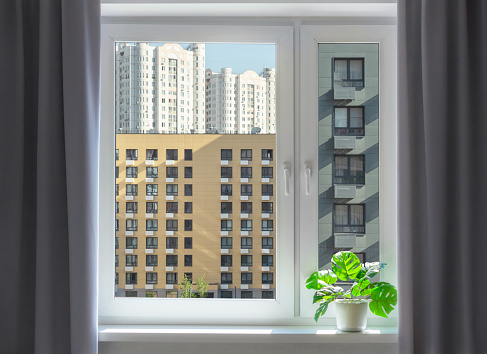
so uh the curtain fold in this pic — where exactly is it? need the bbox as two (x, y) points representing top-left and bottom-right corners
(0, 0), (100, 353)
(398, 0), (487, 353)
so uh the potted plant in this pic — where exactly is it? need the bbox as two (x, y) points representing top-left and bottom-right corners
(306, 251), (397, 331)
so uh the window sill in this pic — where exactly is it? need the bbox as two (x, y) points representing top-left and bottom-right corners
(98, 325), (397, 344)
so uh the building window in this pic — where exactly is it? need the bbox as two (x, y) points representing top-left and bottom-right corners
(184, 220), (193, 231)
(166, 167), (178, 178)
(333, 58), (364, 87)
(126, 219), (138, 231)
(241, 237), (252, 249)
(262, 290), (274, 299)
(221, 202), (232, 214)
(166, 149), (178, 160)
(262, 255), (274, 267)
(126, 273), (137, 285)
(166, 202), (178, 213)
(261, 149), (273, 161)
(116, 184), (119, 196)
(241, 220), (252, 231)
(166, 255), (178, 267)
(126, 149), (138, 160)
(334, 155), (365, 184)
(146, 202), (158, 214)
(166, 273), (177, 284)
(126, 237), (137, 249)
(184, 167), (193, 178)
(184, 184), (193, 196)
(221, 220), (232, 231)
(241, 202), (252, 214)
(220, 290), (233, 298)
(126, 255), (138, 267)
(334, 204), (365, 233)
(262, 237), (273, 249)
(166, 237), (178, 249)
(241, 273), (252, 285)
(125, 290), (137, 297)
(146, 273), (158, 284)
(221, 237), (232, 249)
(221, 149), (232, 161)
(115, 237), (119, 249)
(166, 184), (178, 196)
(262, 273), (274, 284)
(115, 219), (119, 231)
(116, 149), (119, 160)
(221, 184), (232, 196)
(262, 167), (273, 178)
(241, 149), (252, 160)
(184, 255), (193, 267)
(334, 107), (364, 136)
(146, 184), (158, 196)
(262, 220), (273, 231)
(146, 237), (158, 249)
(166, 290), (178, 298)
(146, 219), (158, 231)
(146, 255), (158, 266)
(221, 255), (232, 267)
(126, 184), (138, 196)
(146, 149), (158, 160)
(241, 255), (252, 267)
(241, 184), (252, 196)
(115, 273), (118, 285)
(115, 166), (119, 178)
(184, 237), (192, 249)
(221, 167), (232, 178)
(221, 273), (232, 284)
(184, 202), (193, 213)
(166, 220), (178, 231)
(115, 255), (119, 267)
(147, 167), (158, 178)
(116, 202), (119, 214)
(184, 149), (192, 161)
(126, 167), (138, 178)
(262, 202), (273, 214)
(262, 185), (273, 196)
(241, 167), (252, 178)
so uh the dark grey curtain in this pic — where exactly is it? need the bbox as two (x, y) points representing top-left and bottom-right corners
(0, 0), (100, 353)
(398, 1), (487, 353)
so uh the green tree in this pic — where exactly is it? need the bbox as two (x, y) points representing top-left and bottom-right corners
(179, 274), (196, 298)
(196, 274), (209, 298)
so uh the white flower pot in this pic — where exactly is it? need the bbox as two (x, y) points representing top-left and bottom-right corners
(335, 299), (369, 332)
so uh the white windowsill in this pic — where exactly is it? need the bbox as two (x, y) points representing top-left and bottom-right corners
(98, 325), (398, 344)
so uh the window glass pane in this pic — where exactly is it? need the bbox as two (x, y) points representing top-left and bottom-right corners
(334, 108), (347, 128)
(334, 59), (347, 80)
(349, 107), (363, 128)
(349, 59), (363, 80)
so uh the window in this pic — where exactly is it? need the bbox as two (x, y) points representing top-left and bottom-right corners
(184, 255), (192, 267)
(184, 237), (192, 249)
(184, 202), (193, 213)
(115, 219), (119, 231)
(221, 220), (232, 231)
(115, 184), (119, 196)
(184, 167), (193, 178)
(241, 220), (252, 231)
(262, 185), (273, 196)
(184, 149), (192, 161)
(166, 237), (178, 249)
(221, 149), (232, 161)
(146, 202), (158, 214)
(146, 219), (158, 231)
(221, 255), (232, 267)
(241, 255), (252, 267)
(221, 184), (232, 196)
(334, 155), (365, 184)
(146, 237), (158, 249)
(126, 219), (138, 231)
(220, 290), (232, 298)
(166, 184), (177, 196)
(115, 237), (119, 249)
(221, 237), (232, 249)
(166, 167), (178, 178)
(262, 273), (274, 284)
(334, 107), (364, 136)
(334, 204), (365, 233)
(126, 167), (138, 178)
(241, 184), (252, 196)
(146, 149), (158, 160)
(262, 202), (273, 214)
(146, 184), (158, 196)
(126, 149), (138, 160)
(262, 149), (273, 160)
(221, 202), (232, 214)
(146, 255), (158, 266)
(166, 273), (177, 285)
(262, 220), (273, 231)
(241, 167), (252, 178)
(126, 202), (138, 213)
(262, 255), (273, 267)
(241, 149), (252, 161)
(184, 220), (193, 231)
(147, 167), (158, 178)
(184, 273), (193, 283)
(241, 273), (252, 285)
(262, 237), (273, 249)
(116, 202), (119, 214)
(262, 291), (274, 299)
(116, 149), (119, 160)
(125, 290), (137, 297)
(262, 167), (273, 178)
(166, 149), (178, 160)
(146, 273), (157, 284)
(166, 202), (178, 213)
(184, 184), (192, 196)
(126, 184), (138, 196)
(126, 273), (137, 285)
(221, 273), (232, 284)
(221, 167), (232, 178)
(166, 290), (178, 298)
(126, 255), (137, 266)
(115, 255), (119, 266)
(241, 237), (252, 249)
(241, 202), (252, 214)
(166, 255), (178, 267)
(333, 58), (364, 87)
(115, 166), (119, 178)
(166, 220), (178, 231)
(126, 237), (137, 249)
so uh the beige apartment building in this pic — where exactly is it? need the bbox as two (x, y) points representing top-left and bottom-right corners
(115, 134), (276, 299)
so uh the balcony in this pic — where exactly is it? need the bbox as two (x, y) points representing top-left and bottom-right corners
(334, 136), (356, 149)
(334, 86), (356, 100)
(334, 233), (367, 248)
(334, 185), (357, 199)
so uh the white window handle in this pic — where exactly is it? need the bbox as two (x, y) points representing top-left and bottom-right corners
(283, 167), (290, 196)
(305, 165), (311, 196)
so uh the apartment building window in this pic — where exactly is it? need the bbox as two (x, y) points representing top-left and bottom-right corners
(125, 291), (137, 297)
(126, 149), (138, 160)
(262, 291), (274, 299)
(115, 219), (119, 231)
(126, 255), (137, 266)
(116, 184), (119, 196)
(116, 202), (119, 214)
(221, 184), (232, 196)
(166, 184), (177, 196)
(262, 220), (273, 231)
(115, 255), (119, 267)
(335, 204), (365, 233)
(221, 273), (232, 284)
(126, 237), (137, 249)
(241, 220), (252, 231)
(166, 255), (178, 267)
(221, 149), (232, 161)
(262, 202), (273, 214)
(262, 273), (274, 284)
(184, 255), (192, 267)
(146, 255), (158, 266)
(241, 167), (252, 178)
(334, 107), (365, 136)
(146, 237), (158, 249)
(334, 155), (365, 184)
(241, 202), (252, 214)
(166, 220), (178, 231)
(126, 219), (138, 231)
(115, 273), (118, 284)
(333, 58), (364, 87)
(146, 202), (158, 214)
(184, 220), (193, 231)
(116, 166), (119, 178)
(184, 202), (193, 213)
(166, 237), (178, 249)
(241, 184), (252, 196)
(146, 149), (158, 160)
(166, 273), (177, 285)
(166, 167), (178, 178)
(221, 220), (232, 231)
(146, 184), (158, 196)
(184, 184), (193, 196)
(126, 202), (138, 213)
(166, 149), (178, 160)
(262, 167), (273, 178)
(241, 255), (252, 267)
(221, 255), (232, 267)
(241, 237), (252, 249)
(240, 273), (252, 284)
(184, 237), (192, 249)
(147, 167), (158, 178)
(184, 167), (193, 178)
(146, 220), (158, 231)
(116, 149), (119, 160)
(262, 255), (274, 267)
(262, 185), (273, 196)
(262, 149), (273, 161)
(262, 237), (273, 249)
(146, 273), (157, 284)
(221, 167), (232, 178)
(221, 202), (232, 214)
(126, 167), (138, 178)
(221, 237), (232, 249)
(115, 237), (119, 249)
(126, 273), (137, 285)
(184, 149), (192, 161)
(241, 149), (252, 160)
(166, 202), (178, 213)
(126, 184), (138, 196)
(220, 290), (232, 298)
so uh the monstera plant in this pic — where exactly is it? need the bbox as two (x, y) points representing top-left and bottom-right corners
(306, 251), (397, 325)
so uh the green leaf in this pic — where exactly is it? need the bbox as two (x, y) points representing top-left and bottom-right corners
(351, 278), (371, 297)
(305, 269), (338, 290)
(313, 292), (324, 304)
(369, 284), (397, 318)
(314, 301), (330, 322)
(331, 252), (362, 281)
